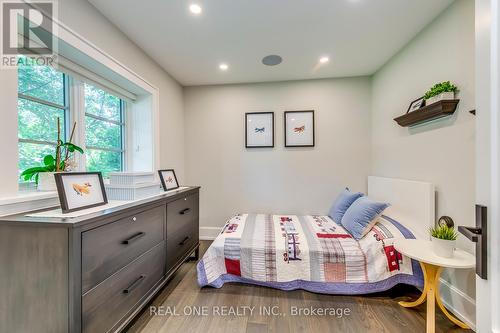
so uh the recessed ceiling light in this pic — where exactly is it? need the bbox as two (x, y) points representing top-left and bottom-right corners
(262, 55), (282, 66)
(189, 4), (202, 15)
(319, 56), (330, 64)
(219, 63), (228, 71)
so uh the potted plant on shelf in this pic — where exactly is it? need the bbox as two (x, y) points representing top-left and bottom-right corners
(424, 81), (458, 106)
(20, 118), (84, 191)
(430, 224), (458, 258)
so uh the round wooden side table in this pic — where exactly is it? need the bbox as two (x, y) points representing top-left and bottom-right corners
(394, 239), (475, 333)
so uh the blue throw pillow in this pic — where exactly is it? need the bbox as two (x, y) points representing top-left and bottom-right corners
(328, 188), (364, 225)
(341, 196), (390, 240)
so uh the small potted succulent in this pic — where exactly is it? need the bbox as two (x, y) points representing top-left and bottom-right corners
(424, 81), (458, 106)
(20, 118), (84, 191)
(430, 224), (458, 258)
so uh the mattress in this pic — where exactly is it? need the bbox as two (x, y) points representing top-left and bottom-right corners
(197, 214), (423, 294)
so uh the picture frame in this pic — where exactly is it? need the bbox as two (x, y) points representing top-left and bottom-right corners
(407, 97), (425, 113)
(245, 112), (274, 148)
(158, 169), (180, 191)
(54, 172), (108, 214)
(284, 110), (315, 147)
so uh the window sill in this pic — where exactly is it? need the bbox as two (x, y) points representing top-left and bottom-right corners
(0, 191), (58, 205)
(0, 191), (59, 217)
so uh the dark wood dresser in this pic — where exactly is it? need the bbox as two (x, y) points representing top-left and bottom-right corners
(0, 186), (200, 333)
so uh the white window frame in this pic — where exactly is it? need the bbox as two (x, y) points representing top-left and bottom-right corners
(84, 99), (126, 171)
(1, 10), (158, 215)
(17, 68), (129, 184)
(17, 70), (70, 189)
(70, 79), (127, 174)
(18, 78), (70, 145)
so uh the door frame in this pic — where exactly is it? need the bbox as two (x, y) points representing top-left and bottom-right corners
(491, 0), (500, 331)
(475, 0), (499, 332)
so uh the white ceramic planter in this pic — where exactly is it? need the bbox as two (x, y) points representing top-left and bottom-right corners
(431, 236), (456, 258)
(37, 172), (57, 191)
(425, 91), (455, 106)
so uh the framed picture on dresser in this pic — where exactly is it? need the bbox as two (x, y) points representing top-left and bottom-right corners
(245, 112), (274, 148)
(158, 169), (180, 191)
(284, 110), (315, 147)
(54, 172), (108, 213)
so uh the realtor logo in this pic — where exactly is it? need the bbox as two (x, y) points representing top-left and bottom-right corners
(1, 0), (57, 67)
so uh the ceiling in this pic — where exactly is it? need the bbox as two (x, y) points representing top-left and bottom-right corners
(88, 0), (454, 86)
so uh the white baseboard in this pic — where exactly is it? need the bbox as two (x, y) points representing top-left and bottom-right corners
(439, 277), (476, 331)
(200, 226), (221, 240)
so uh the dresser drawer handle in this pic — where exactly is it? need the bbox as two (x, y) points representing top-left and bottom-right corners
(122, 232), (145, 245)
(123, 275), (146, 294)
(179, 236), (190, 246)
(179, 208), (191, 215)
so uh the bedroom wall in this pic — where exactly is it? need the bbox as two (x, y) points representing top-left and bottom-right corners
(184, 77), (372, 236)
(371, 0), (475, 326)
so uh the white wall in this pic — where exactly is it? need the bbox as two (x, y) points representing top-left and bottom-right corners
(0, 68), (19, 197)
(371, 0), (476, 326)
(184, 78), (372, 235)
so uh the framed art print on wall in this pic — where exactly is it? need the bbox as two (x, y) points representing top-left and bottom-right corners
(54, 172), (108, 213)
(245, 112), (274, 148)
(284, 110), (315, 147)
(158, 169), (180, 191)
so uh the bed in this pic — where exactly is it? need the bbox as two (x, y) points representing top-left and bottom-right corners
(197, 176), (435, 294)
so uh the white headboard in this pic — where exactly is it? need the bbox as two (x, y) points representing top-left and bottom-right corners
(368, 176), (435, 240)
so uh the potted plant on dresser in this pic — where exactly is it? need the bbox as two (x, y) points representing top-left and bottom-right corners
(424, 81), (458, 106)
(20, 118), (84, 191)
(430, 224), (458, 258)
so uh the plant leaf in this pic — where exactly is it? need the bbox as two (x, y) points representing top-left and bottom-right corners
(61, 142), (84, 154)
(73, 145), (84, 154)
(20, 166), (48, 176)
(43, 155), (55, 166)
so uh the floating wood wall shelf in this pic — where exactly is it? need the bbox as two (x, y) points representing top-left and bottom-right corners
(394, 99), (460, 127)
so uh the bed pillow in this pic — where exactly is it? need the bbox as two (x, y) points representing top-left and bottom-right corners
(341, 196), (390, 239)
(328, 188), (364, 225)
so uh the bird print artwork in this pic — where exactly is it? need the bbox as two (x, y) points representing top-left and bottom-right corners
(72, 182), (92, 196)
(294, 125), (305, 133)
(255, 127), (265, 133)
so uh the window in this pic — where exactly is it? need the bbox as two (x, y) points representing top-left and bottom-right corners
(17, 61), (126, 181)
(84, 83), (125, 176)
(17, 60), (68, 179)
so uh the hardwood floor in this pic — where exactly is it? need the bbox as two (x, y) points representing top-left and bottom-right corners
(126, 241), (472, 333)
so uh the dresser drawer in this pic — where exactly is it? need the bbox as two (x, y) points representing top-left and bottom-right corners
(166, 223), (198, 271)
(82, 205), (165, 293)
(166, 194), (198, 236)
(166, 194), (199, 271)
(82, 242), (166, 333)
